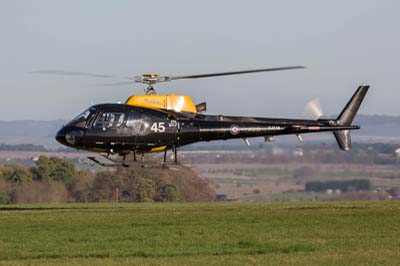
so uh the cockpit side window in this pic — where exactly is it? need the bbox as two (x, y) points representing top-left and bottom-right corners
(95, 112), (125, 129)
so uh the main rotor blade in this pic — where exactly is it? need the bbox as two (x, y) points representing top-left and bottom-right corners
(169, 66), (305, 81)
(101, 81), (134, 86)
(30, 70), (114, 78)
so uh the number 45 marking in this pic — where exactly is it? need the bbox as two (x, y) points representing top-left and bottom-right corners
(151, 122), (166, 133)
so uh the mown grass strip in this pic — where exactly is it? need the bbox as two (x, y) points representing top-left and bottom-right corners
(0, 202), (399, 265)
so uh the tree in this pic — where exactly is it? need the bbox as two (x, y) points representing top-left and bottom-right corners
(31, 156), (76, 185)
(91, 171), (124, 202)
(31, 156), (53, 181)
(49, 157), (76, 185)
(131, 178), (155, 202)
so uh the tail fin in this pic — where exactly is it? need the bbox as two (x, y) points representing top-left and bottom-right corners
(333, 85), (369, 151)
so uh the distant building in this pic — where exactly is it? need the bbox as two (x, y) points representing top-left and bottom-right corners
(293, 148), (304, 157)
(272, 147), (285, 156)
(395, 148), (400, 158)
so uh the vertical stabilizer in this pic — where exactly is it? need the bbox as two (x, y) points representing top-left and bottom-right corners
(334, 85), (369, 150)
(337, 85), (369, 125)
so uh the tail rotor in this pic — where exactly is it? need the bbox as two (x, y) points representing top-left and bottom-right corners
(302, 98), (324, 120)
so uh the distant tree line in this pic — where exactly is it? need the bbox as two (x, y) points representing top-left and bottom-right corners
(0, 156), (214, 204)
(185, 143), (400, 165)
(0, 144), (48, 152)
(0, 143), (82, 153)
(1, 142), (399, 165)
(305, 179), (371, 192)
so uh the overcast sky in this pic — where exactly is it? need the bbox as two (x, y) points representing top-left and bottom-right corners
(0, 0), (399, 120)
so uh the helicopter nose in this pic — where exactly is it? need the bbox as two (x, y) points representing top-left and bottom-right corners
(56, 127), (83, 147)
(55, 127), (68, 146)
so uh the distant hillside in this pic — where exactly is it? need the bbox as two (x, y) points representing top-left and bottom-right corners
(0, 120), (66, 148)
(354, 115), (400, 137)
(0, 115), (399, 148)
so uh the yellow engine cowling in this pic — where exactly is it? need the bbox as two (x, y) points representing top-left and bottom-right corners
(125, 94), (197, 113)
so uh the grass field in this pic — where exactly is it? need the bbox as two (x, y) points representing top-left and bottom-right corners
(0, 202), (399, 266)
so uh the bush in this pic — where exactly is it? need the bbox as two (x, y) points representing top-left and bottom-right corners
(1, 165), (32, 183)
(69, 171), (95, 202)
(160, 184), (180, 202)
(0, 192), (10, 204)
(14, 182), (69, 204)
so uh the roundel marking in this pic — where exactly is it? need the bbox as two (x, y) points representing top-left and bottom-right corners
(230, 125), (240, 135)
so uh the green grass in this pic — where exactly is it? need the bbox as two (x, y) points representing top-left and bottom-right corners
(0, 202), (399, 265)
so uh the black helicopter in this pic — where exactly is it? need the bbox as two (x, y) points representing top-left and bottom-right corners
(47, 67), (369, 166)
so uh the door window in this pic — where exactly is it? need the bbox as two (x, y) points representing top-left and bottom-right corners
(126, 111), (143, 134)
(95, 112), (125, 129)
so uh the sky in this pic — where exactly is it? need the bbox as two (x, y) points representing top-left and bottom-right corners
(0, 0), (399, 120)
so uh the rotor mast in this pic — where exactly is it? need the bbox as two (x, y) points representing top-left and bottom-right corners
(137, 74), (161, 95)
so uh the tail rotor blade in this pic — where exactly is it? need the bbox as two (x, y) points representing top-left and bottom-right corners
(302, 98), (323, 120)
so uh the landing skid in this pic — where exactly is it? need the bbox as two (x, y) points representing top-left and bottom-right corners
(87, 147), (179, 168)
(87, 156), (119, 167)
(87, 156), (179, 168)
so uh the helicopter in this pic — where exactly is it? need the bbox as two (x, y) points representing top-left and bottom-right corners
(39, 66), (369, 166)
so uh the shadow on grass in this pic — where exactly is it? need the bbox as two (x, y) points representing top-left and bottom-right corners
(0, 205), (127, 212)
(0, 243), (315, 261)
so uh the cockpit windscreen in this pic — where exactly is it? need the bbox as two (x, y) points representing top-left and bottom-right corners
(70, 107), (97, 127)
